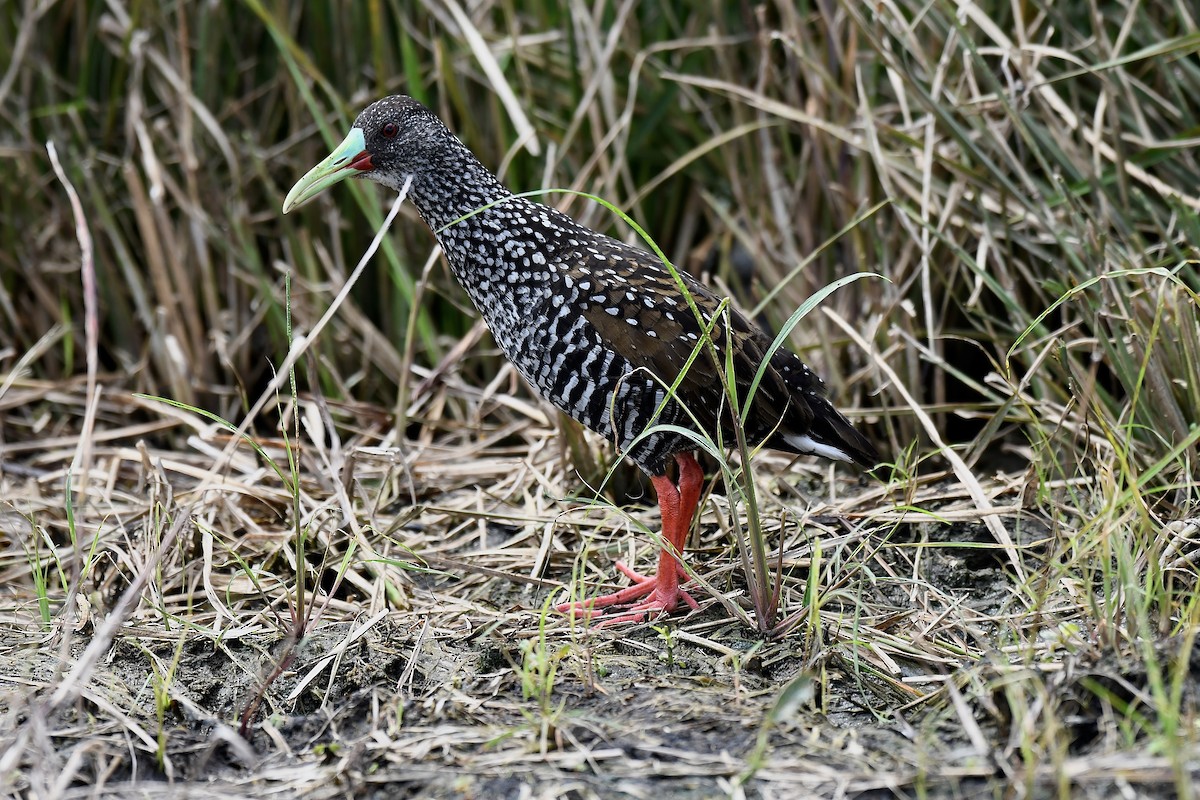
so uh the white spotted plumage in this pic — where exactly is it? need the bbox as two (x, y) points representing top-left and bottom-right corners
(343, 95), (879, 474)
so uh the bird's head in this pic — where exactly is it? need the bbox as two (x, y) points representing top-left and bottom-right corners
(282, 95), (443, 213)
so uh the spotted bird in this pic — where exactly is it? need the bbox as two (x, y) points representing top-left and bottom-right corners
(284, 96), (880, 624)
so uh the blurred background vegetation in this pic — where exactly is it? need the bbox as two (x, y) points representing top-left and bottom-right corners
(2, 0), (1198, 498)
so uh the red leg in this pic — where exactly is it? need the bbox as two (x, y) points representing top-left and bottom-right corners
(612, 450), (699, 583)
(675, 452), (703, 559)
(557, 452), (704, 625)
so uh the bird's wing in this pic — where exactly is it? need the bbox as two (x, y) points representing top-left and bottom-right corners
(574, 248), (815, 440)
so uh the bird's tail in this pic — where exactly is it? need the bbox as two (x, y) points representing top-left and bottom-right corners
(786, 395), (880, 469)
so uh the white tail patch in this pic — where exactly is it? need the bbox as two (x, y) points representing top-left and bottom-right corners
(783, 433), (854, 463)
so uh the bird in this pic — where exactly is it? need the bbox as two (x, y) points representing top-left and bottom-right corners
(283, 95), (879, 625)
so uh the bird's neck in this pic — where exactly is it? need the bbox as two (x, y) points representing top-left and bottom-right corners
(387, 147), (514, 233)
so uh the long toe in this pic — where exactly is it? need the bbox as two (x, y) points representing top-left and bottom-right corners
(555, 577), (657, 616)
(614, 560), (687, 584)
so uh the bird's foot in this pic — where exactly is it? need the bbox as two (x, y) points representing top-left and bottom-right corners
(556, 563), (699, 626)
(589, 585), (701, 627)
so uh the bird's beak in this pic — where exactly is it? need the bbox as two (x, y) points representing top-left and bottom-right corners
(282, 128), (373, 213)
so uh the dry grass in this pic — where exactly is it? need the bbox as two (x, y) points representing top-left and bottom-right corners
(10, 377), (1188, 799)
(2, 1), (1199, 798)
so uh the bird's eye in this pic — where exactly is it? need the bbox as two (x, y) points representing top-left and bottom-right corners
(380, 122), (399, 138)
